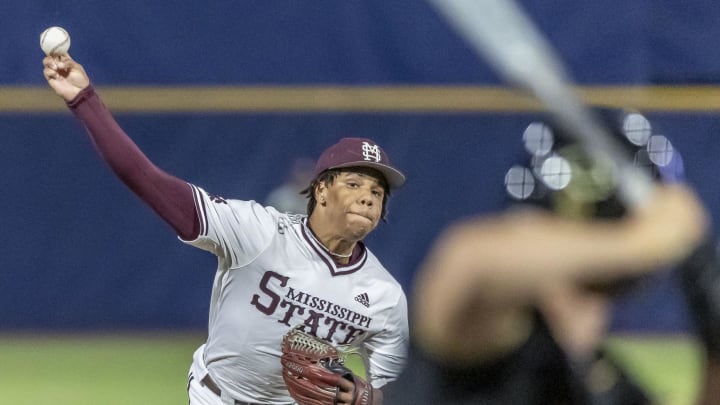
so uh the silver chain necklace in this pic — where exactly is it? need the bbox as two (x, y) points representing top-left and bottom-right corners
(307, 227), (353, 258)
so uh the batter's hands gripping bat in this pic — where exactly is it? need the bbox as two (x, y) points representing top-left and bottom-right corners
(426, 0), (655, 209)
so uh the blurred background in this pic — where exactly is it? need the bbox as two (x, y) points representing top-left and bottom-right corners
(3, 0), (720, 403)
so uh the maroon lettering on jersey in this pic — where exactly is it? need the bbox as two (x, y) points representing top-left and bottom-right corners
(250, 271), (288, 315)
(252, 271), (372, 344)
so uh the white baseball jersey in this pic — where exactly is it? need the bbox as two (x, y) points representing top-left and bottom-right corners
(184, 184), (409, 404)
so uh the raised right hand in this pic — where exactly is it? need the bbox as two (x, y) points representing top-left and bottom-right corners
(42, 54), (90, 102)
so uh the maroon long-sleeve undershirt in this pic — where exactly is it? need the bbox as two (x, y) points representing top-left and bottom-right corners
(67, 85), (200, 240)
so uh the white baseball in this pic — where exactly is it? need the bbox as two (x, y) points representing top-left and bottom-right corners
(40, 26), (71, 56)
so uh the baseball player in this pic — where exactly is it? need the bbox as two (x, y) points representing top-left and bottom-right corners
(42, 54), (409, 405)
(384, 114), (710, 404)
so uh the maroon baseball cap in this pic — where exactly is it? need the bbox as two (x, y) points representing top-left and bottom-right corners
(313, 137), (406, 189)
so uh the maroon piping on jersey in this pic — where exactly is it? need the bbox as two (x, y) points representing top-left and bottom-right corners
(301, 220), (367, 276)
(190, 185), (208, 237)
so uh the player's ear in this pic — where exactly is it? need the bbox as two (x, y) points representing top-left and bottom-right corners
(314, 183), (327, 206)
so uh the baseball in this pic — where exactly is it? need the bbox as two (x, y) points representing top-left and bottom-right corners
(40, 26), (71, 56)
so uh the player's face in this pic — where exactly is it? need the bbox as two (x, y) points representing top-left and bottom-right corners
(321, 171), (385, 240)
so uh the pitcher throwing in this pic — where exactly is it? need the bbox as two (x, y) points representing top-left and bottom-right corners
(42, 53), (409, 405)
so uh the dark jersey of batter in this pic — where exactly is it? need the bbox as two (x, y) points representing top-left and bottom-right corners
(384, 311), (652, 405)
(384, 311), (588, 405)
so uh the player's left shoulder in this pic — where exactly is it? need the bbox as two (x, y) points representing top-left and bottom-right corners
(362, 248), (390, 272)
(361, 249), (405, 289)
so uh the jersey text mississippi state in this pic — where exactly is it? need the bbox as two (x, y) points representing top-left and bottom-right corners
(251, 270), (371, 344)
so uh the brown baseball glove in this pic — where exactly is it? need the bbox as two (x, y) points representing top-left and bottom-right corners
(280, 326), (374, 405)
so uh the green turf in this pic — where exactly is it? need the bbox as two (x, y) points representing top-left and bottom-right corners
(0, 332), (205, 405)
(605, 334), (702, 405)
(0, 332), (701, 405)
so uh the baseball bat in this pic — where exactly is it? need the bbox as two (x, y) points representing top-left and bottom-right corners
(426, 0), (655, 208)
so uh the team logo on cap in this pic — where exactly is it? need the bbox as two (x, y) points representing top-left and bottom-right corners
(361, 142), (382, 162)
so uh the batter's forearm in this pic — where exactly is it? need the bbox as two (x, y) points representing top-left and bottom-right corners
(67, 85), (200, 239)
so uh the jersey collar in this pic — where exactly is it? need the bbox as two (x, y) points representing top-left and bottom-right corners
(301, 219), (367, 276)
